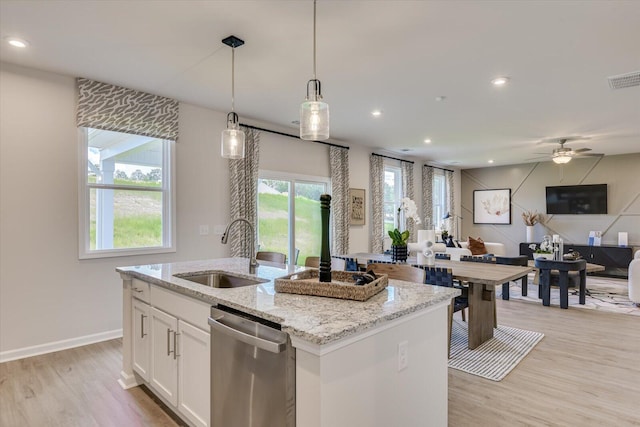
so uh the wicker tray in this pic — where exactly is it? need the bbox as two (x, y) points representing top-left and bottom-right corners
(274, 269), (388, 301)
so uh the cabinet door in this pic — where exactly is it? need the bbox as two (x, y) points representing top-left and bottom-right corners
(178, 320), (211, 427)
(150, 307), (178, 406)
(132, 299), (150, 381)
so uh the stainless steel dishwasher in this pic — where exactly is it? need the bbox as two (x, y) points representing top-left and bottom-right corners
(208, 305), (295, 427)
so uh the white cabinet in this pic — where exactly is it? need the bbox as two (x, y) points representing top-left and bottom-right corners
(150, 307), (179, 406)
(178, 319), (210, 427)
(132, 299), (151, 381)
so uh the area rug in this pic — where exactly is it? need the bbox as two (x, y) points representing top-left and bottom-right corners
(498, 275), (640, 316)
(448, 318), (544, 381)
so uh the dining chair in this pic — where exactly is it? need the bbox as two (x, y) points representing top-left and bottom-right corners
(366, 259), (394, 264)
(414, 265), (464, 357)
(535, 258), (587, 309)
(332, 256), (359, 271)
(366, 263), (425, 283)
(496, 255), (529, 300)
(256, 251), (287, 264)
(435, 253), (451, 260)
(304, 256), (320, 268)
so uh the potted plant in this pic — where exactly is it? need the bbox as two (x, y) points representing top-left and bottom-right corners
(388, 198), (421, 262)
(529, 236), (553, 260)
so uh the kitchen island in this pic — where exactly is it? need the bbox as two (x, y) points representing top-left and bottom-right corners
(117, 258), (459, 427)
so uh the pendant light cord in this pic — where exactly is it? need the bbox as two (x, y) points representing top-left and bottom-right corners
(313, 0), (317, 80)
(231, 47), (235, 112)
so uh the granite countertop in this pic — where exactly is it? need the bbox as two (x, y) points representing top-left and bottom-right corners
(117, 258), (459, 346)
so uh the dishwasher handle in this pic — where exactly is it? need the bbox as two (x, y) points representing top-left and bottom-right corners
(208, 315), (286, 354)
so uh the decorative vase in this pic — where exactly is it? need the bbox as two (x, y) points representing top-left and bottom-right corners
(446, 236), (456, 248)
(526, 226), (534, 243)
(391, 245), (408, 263)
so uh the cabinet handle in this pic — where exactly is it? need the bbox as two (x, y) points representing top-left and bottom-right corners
(140, 314), (147, 338)
(167, 328), (174, 356)
(174, 332), (180, 360)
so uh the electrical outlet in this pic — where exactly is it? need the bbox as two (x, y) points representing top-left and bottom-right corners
(398, 341), (409, 371)
(199, 225), (209, 236)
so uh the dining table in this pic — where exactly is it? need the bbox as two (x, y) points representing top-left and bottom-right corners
(340, 253), (534, 349)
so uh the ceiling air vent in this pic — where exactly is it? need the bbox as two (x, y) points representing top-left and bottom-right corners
(607, 71), (640, 89)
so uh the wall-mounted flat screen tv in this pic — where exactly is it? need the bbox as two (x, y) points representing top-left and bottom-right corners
(546, 184), (607, 214)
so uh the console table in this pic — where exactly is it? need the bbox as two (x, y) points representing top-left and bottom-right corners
(519, 243), (633, 278)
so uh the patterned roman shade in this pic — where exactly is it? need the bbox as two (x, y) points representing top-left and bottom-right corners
(401, 160), (415, 241)
(422, 165), (434, 229)
(76, 78), (179, 141)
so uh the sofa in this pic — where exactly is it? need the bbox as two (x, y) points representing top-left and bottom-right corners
(408, 240), (506, 261)
(629, 250), (640, 306)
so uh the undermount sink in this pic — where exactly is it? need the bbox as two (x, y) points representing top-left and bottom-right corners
(174, 272), (267, 288)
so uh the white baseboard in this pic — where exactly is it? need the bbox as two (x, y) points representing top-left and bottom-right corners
(0, 329), (123, 363)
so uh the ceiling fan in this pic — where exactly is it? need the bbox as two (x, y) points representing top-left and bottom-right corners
(528, 137), (604, 164)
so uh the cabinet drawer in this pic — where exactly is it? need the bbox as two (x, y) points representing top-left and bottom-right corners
(150, 285), (210, 331)
(131, 279), (151, 303)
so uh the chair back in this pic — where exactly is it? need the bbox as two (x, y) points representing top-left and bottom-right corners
(435, 253), (451, 260)
(414, 266), (454, 287)
(367, 263), (425, 283)
(256, 251), (286, 263)
(496, 255), (528, 266)
(460, 255), (496, 263)
(534, 258), (587, 272)
(367, 259), (394, 264)
(304, 256), (320, 268)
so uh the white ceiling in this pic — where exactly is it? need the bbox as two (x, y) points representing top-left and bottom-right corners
(1, 0), (639, 169)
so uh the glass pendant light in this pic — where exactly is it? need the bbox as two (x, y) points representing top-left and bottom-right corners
(221, 36), (246, 159)
(300, 0), (329, 141)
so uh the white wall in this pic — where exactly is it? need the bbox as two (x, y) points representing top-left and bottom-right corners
(0, 62), (458, 360)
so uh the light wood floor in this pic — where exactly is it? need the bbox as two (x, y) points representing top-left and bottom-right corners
(1, 299), (638, 427)
(449, 298), (640, 427)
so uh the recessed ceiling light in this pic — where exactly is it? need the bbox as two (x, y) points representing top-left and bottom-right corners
(5, 37), (29, 48)
(491, 76), (510, 86)
(488, 159), (494, 164)
(371, 110), (382, 117)
(424, 139), (432, 144)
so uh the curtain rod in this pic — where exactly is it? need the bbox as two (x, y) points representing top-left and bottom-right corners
(239, 123), (349, 150)
(423, 164), (454, 173)
(371, 153), (414, 164)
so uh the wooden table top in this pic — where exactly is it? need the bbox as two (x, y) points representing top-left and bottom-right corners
(344, 253), (534, 287)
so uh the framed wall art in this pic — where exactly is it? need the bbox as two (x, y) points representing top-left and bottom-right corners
(473, 188), (511, 224)
(349, 188), (366, 226)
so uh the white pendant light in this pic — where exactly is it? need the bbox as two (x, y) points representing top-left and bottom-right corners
(221, 35), (246, 159)
(300, 0), (330, 141)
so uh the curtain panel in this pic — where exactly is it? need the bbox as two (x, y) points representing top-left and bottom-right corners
(422, 165), (434, 230)
(446, 169), (456, 238)
(401, 161), (416, 242)
(76, 78), (179, 141)
(369, 154), (385, 253)
(229, 127), (260, 257)
(330, 146), (350, 255)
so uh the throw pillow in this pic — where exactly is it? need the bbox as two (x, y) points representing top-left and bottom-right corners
(467, 236), (488, 255)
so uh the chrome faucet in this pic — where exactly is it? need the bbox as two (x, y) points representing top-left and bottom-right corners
(221, 218), (259, 274)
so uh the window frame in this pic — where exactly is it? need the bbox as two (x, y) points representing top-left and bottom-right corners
(77, 127), (176, 259)
(383, 164), (403, 231)
(432, 169), (449, 232)
(257, 170), (330, 267)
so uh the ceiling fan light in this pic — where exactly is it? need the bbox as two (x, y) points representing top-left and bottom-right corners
(552, 154), (572, 164)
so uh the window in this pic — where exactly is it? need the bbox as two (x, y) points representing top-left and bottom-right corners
(432, 169), (448, 231)
(78, 128), (175, 259)
(383, 165), (403, 233)
(257, 172), (329, 266)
